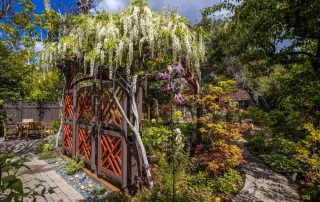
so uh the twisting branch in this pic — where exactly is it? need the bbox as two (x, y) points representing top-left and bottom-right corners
(0, 0), (11, 19)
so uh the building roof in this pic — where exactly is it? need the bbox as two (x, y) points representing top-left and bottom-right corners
(230, 89), (251, 101)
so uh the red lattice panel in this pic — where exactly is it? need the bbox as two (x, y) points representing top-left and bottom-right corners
(78, 91), (93, 121)
(100, 87), (122, 127)
(100, 132), (122, 177)
(77, 128), (92, 160)
(63, 124), (73, 150)
(63, 93), (73, 118)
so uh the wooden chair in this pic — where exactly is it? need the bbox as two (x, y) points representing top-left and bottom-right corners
(41, 122), (52, 136)
(3, 121), (18, 141)
(18, 119), (34, 139)
(27, 122), (45, 139)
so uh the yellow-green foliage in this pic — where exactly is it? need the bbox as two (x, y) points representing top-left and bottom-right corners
(65, 158), (85, 175)
(42, 143), (54, 153)
(173, 110), (183, 122)
(304, 123), (320, 146)
(199, 121), (241, 140)
(141, 125), (172, 152)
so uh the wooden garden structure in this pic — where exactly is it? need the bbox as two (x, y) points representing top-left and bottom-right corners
(42, 1), (205, 190)
(61, 70), (143, 190)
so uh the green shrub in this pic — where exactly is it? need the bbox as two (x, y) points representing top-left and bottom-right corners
(263, 153), (303, 173)
(246, 133), (268, 154)
(64, 158), (84, 175)
(42, 143), (54, 153)
(190, 171), (207, 186)
(173, 110), (183, 122)
(247, 134), (299, 156)
(36, 141), (55, 160)
(51, 118), (61, 135)
(141, 125), (172, 151)
(214, 170), (242, 195)
(36, 141), (54, 153)
(177, 123), (196, 138)
(241, 105), (269, 127)
(92, 186), (107, 196)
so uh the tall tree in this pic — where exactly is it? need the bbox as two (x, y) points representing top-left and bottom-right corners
(202, 0), (320, 112)
(203, 0), (320, 75)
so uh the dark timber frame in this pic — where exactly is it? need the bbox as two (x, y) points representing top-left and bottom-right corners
(62, 74), (138, 190)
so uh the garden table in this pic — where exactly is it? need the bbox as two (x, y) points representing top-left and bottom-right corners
(16, 122), (29, 139)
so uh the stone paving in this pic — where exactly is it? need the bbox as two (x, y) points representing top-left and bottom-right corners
(233, 138), (300, 202)
(18, 156), (85, 202)
(1, 138), (85, 202)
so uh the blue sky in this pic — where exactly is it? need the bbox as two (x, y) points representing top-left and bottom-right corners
(93, 0), (221, 23)
(31, 0), (222, 23)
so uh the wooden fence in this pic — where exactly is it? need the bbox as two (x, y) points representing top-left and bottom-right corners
(1, 99), (60, 123)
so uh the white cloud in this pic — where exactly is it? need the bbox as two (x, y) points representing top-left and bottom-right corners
(94, 0), (129, 12)
(92, 0), (223, 22)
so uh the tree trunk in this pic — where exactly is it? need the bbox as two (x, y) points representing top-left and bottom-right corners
(113, 75), (154, 187)
(55, 81), (65, 148)
(313, 39), (320, 75)
(130, 75), (153, 186)
(55, 100), (63, 148)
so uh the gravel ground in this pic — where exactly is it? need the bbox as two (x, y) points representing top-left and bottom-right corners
(45, 157), (110, 201)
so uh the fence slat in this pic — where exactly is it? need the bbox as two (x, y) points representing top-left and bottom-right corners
(3, 99), (60, 123)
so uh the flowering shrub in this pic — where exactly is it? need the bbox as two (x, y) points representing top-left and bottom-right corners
(141, 125), (171, 152)
(199, 140), (244, 174)
(192, 78), (245, 176)
(158, 63), (189, 105)
(199, 121), (241, 140)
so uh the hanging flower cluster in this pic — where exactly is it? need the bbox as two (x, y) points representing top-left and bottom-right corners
(41, 2), (205, 77)
(158, 63), (188, 104)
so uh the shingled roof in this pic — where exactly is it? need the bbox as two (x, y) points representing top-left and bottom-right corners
(230, 89), (251, 101)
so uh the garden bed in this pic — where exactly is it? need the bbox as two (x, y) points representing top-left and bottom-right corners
(44, 155), (110, 201)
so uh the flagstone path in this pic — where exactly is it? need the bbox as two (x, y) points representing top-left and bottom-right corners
(0, 138), (85, 202)
(233, 138), (300, 202)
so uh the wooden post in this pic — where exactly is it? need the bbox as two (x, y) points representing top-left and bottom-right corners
(121, 94), (128, 190)
(91, 85), (97, 171)
(72, 84), (78, 157)
(137, 87), (143, 126)
(18, 98), (23, 122)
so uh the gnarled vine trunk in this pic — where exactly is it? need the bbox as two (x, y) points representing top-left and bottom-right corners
(55, 77), (65, 148)
(114, 75), (153, 187)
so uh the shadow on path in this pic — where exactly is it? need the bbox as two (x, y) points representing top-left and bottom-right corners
(0, 137), (41, 155)
(233, 138), (300, 202)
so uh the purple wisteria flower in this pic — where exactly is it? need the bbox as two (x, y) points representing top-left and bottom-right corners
(159, 72), (172, 80)
(163, 84), (171, 91)
(162, 83), (177, 91)
(174, 93), (184, 104)
(172, 63), (184, 73)
(178, 77), (187, 84)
